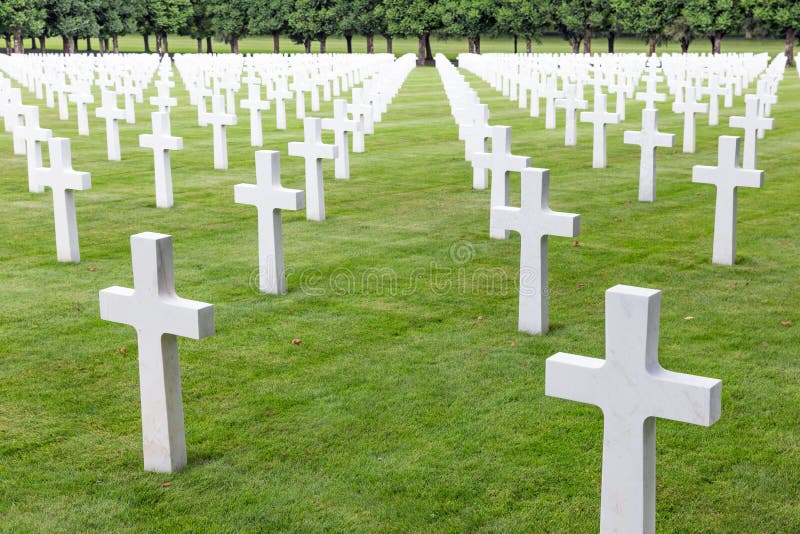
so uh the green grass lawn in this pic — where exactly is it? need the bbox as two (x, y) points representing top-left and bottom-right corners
(30, 33), (791, 60)
(1, 54), (799, 531)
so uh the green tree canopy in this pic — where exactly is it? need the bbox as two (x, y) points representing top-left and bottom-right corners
(683, 0), (744, 54)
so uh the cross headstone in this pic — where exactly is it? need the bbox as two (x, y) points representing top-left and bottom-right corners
(321, 99), (361, 180)
(202, 94), (237, 170)
(15, 105), (52, 193)
(150, 78), (177, 113)
(472, 126), (531, 239)
(459, 103), (492, 190)
(69, 89), (94, 136)
(546, 284), (721, 534)
(729, 94), (774, 170)
(492, 168), (579, 334)
(554, 84), (588, 147)
(268, 79), (292, 130)
(30, 138), (91, 262)
(672, 86), (707, 153)
(139, 111), (183, 208)
(692, 135), (764, 265)
(635, 75), (666, 109)
(240, 83), (271, 147)
(543, 77), (563, 130)
(234, 150), (305, 294)
(623, 108), (675, 202)
(95, 90), (126, 161)
(580, 92), (620, 168)
(99, 232), (214, 473)
(288, 117), (338, 221)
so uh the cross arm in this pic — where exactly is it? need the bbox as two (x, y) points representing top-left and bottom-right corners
(544, 211), (580, 238)
(691, 165), (720, 186)
(650, 367), (721, 426)
(545, 352), (605, 407)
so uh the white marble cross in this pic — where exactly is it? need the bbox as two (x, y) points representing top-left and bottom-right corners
(288, 117), (338, 221)
(459, 104), (492, 189)
(623, 108), (675, 202)
(546, 284), (722, 534)
(729, 95), (774, 169)
(349, 88), (375, 137)
(692, 135), (764, 265)
(202, 94), (237, 170)
(139, 111), (183, 208)
(69, 89), (94, 136)
(635, 76), (666, 109)
(96, 90), (127, 161)
(30, 138), (91, 262)
(100, 232), (214, 473)
(15, 105), (52, 193)
(672, 86), (707, 153)
(240, 83), (271, 147)
(150, 78), (177, 113)
(553, 84), (586, 146)
(492, 168), (579, 334)
(268, 79), (292, 130)
(543, 77), (563, 130)
(321, 99), (361, 180)
(234, 150), (304, 294)
(472, 126), (531, 239)
(580, 92), (620, 168)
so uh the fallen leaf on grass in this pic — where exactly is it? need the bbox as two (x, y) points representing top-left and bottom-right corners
(88, 266), (97, 272)
(161, 482), (171, 488)
(572, 241), (580, 247)
(118, 347), (127, 355)
(759, 342), (768, 348)
(576, 283), (586, 289)
(684, 316), (695, 321)
(291, 338), (302, 345)
(781, 321), (793, 327)
(510, 341), (517, 347)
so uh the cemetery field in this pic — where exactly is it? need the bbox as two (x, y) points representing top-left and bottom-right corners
(61, 34), (789, 60)
(2, 62), (800, 532)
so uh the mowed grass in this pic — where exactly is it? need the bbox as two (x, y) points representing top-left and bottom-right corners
(38, 33), (790, 59)
(0, 54), (799, 531)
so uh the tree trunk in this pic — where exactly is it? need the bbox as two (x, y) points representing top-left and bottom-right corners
(13, 28), (24, 53)
(648, 35), (657, 56)
(708, 35), (715, 53)
(39, 35), (46, 51)
(514, 35), (518, 53)
(467, 38), (474, 54)
(680, 37), (690, 53)
(197, 38), (202, 53)
(156, 32), (162, 55)
(786, 28), (796, 68)
(98, 37), (105, 54)
(424, 33), (433, 61)
(113, 34), (120, 53)
(571, 36), (580, 54)
(61, 35), (69, 53)
(272, 31), (279, 53)
(73, 36), (79, 52)
(304, 37), (311, 53)
(230, 37), (239, 54)
(583, 28), (592, 54)
(86, 37), (92, 51)
(366, 33), (374, 54)
(474, 35), (481, 54)
(31, 37), (37, 50)
(417, 35), (425, 65)
(162, 32), (169, 54)
(206, 36), (213, 53)
(608, 31), (615, 53)
(5, 35), (11, 55)
(713, 30), (722, 54)
(386, 35), (393, 54)
(104, 37), (110, 52)
(320, 36), (327, 53)
(345, 33), (352, 53)
(144, 33), (150, 53)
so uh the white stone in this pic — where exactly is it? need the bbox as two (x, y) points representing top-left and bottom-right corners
(202, 94), (237, 170)
(459, 104), (492, 189)
(99, 232), (214, 473)
(671, 86), (707, 154)
(554, 84), (588, 147)
(15, 105), (52, 193)
(472, 126), (530, 239)
(139, 112), (183, 208)
(321, 99), (361, 180)
(95, 90), (126, 161)
(623, 108), (675, 202)
(69, 89), (94, 136)
(546, 284), (722, 534)
(240, 83), (271, 147)
(543, 77), (563, 130)
(729, 95), (774, 170)
(635, 76), (666, 108)
(580, 92), (620, 168)
(30, 138), (91, 262)
(288, 117), (338, 221)
(492, 168), (579, 334)
(268, 79), (292, 130)
(692, 136), (764, 265)
(234, 150), (304, 294)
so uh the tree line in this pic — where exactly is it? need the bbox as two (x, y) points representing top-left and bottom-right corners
(1, 0), (798, 66)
